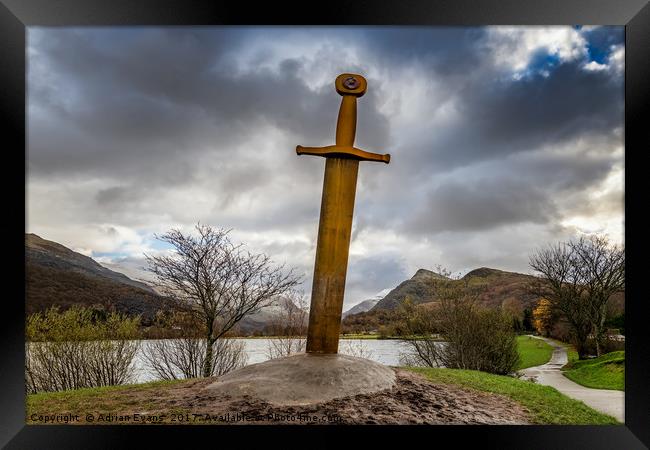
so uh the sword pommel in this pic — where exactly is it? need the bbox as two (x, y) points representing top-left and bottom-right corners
(335, 73), (367, 97)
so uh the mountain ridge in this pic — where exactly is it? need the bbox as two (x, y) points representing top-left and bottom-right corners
(371, 268), (451, 311)
(25, 233), (308, 333)
(369, 266), (542, 312)
(26, 233), (173, 325)
(26, 233), (156, 293)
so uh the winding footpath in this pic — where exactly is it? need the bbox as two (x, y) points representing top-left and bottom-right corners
(521, 335), (624, 423)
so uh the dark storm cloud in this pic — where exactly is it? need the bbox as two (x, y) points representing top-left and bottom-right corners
(353, 31), (623, 238)
(359, 27), (486, 76)
(468, 63), (622, 154)
(28, 28), (389, 184)
(345, 253), (408, 301)
(398, 131), (620, 237)
(96, 186), (129, 206)
(397, 59), (623, 178)
(406, 178), (556, 234)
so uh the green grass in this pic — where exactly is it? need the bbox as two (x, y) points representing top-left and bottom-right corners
(516, 335), (554, 370)
(27, 378), (188, 421)
(28, 379), (183, 402)
(232, 334), (385, 339)
(562, 351), (625, 391)
(407, 367), (619, 424)
(566, 347), (579, 365)
(340, 333), (381, 339)
(543, 337), (579, 365)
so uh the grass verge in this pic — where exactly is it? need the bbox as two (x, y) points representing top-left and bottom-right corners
(27, 379), (190, 424)
(340, 333), (381, 339)
(516, 335), (553, 370)
(562, 351), (624, 391)
(407, 367), (619, 424)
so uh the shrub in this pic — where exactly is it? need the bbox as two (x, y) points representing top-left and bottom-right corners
(25, 306), (140, 393)
(140, 310), (248, 379)
(399, 281), (520, 375)
(141, 337), (248, 379)
(265, 293), (308, 359)
(339, 340), (374, 359)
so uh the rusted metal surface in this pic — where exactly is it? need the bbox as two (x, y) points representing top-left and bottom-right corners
(296, 145), (390, 163)
(296, 73), (390, 354)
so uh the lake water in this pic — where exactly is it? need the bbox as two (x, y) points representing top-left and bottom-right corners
(131, 338), (410, 383)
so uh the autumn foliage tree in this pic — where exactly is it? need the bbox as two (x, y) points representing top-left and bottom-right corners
(529, 235), (624, 358)
(532, 298), (557, 337)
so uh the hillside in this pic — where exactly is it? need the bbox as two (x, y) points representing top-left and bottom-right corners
(26, 234), (155, 292)
(26, 234), (174, 325)
(372, 269), (451, 310)
(371, 267), (540, 312)
(232, 296), (308, 335)
(342, 288), (393, 318)
(459, 267), (539, 310)
(25, 234), (306, 334)
(343, 298), (381, 318)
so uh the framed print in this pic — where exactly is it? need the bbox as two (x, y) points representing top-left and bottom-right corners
(2, 0), (648, 448)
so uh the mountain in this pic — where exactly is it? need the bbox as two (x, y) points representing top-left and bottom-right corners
(371, 269), (451, 311)
(26, 234), (173, 325)
(26, 234), (155, 293)
(342, 289), (392, 318)
(458, 267), (539, 309)
(233, 296), (308, 335)
(343, 298), (380, 318)
(99, 258), (167, 295)
(370, 267), (541, 312)
(25, 234), (310, 334)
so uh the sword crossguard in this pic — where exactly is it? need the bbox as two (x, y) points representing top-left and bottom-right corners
(296, 73), (391, 165)
(296, 145), (390, 164)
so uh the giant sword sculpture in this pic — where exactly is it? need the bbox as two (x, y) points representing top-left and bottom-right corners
(297, 73), (390, 354)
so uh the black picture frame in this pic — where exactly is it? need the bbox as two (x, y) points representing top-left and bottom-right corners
(2, 1), (648, 448)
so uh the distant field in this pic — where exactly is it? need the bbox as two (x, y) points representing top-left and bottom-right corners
(516, 335), (554, 370)
(339, 333), (381, 339)
(230, 334), (381, 339)
(562, 351), (625, 391)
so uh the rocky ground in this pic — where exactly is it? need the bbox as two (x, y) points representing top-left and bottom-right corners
(29, 369), (531, 425)
(209, 369), (531, 425)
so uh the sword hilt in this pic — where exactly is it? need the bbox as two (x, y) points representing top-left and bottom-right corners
(296, 145), (390, 164)
(296, 73), (390, 164)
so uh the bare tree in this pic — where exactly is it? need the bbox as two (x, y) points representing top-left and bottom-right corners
(339, 339), (375, 359)
(145, 224), (301, 376)
(529, 234), (624, 358)
(397, 298), (443, 368)
(397, 268), (463, 368)
(265, 291), (308, 359)
(142, 337), (248, 380)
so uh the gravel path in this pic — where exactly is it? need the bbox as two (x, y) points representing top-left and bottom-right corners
(520, 335), (624, 422)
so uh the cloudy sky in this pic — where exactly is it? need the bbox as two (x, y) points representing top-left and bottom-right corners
(27, 26), (624, 308)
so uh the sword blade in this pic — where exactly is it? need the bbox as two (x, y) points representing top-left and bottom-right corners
(306, 157), (359, 353)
